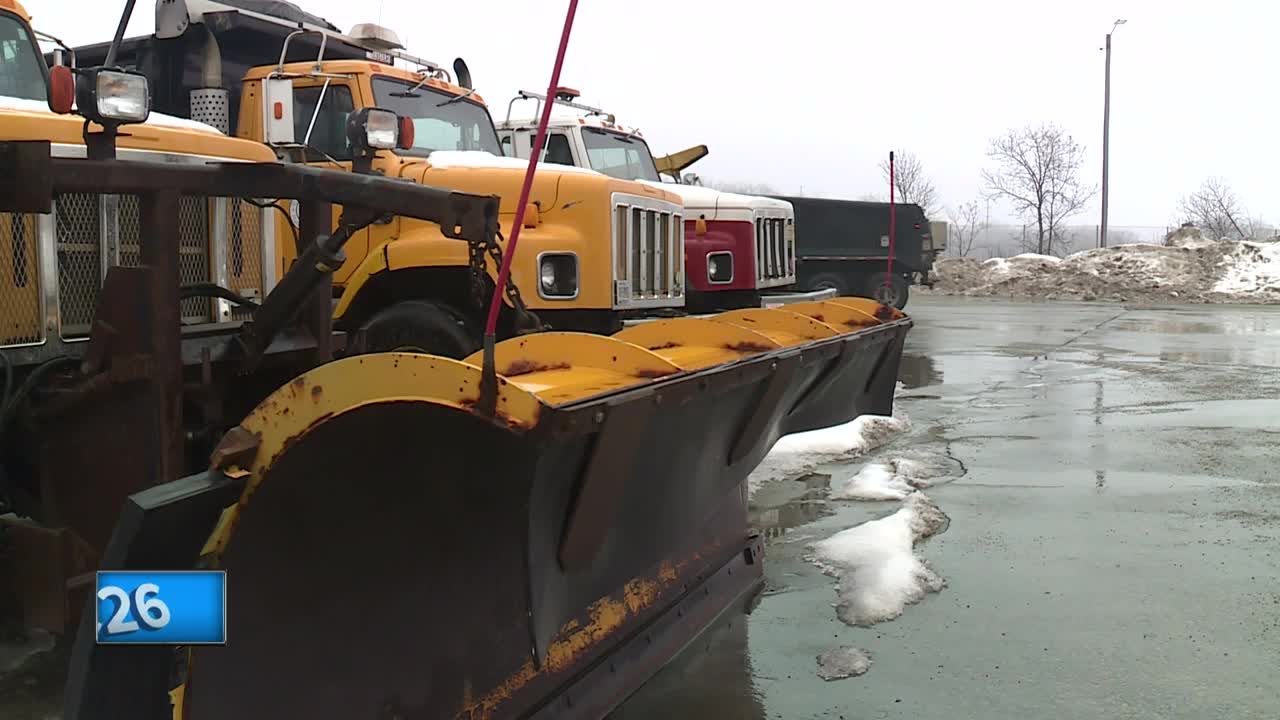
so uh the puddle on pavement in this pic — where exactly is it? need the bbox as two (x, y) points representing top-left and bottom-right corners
(607, 601), (765, 720)
(750, 474), (833, 545)
(898, 353), (942, 389)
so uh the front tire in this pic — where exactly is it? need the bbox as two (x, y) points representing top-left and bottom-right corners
(359, 300), (478, 358)
(803, 272), (849, 296)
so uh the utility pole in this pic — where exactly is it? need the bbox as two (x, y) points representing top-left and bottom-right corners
(1100, 18), (1126, 249)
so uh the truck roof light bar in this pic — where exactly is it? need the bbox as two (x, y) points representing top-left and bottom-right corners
(508, 88), (609, 123)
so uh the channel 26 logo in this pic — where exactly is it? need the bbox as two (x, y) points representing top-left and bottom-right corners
(95, 571), (227, 645)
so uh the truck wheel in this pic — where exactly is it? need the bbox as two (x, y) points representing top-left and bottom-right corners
(804, 273), (848, 295)
(360, 300), (478, 358)
(864, 274), (910, 310)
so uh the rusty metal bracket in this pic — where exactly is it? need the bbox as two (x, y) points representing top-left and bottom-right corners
(209, 426), (261, 471)
(557, 399), (656, 572)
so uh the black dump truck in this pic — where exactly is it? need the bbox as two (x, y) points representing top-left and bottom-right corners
(771, 196), (934, 309)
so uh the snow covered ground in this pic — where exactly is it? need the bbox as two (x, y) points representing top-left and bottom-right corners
(931, 228), (1280, 303)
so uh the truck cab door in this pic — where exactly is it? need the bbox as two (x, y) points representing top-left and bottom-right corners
(280, 82), (370, 285)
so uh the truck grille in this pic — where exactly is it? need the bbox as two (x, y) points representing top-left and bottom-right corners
(1, 193), (268, 349)
(611, 194), (683, 308)
(755, 215), (796, 285)
(1, 212), (41, 346)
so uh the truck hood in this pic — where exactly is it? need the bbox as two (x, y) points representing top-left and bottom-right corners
(635, 180), (791, 220)
(0, 95), (276, 161)
(408, 151), (605, 215)
(0, 95), (225, 134)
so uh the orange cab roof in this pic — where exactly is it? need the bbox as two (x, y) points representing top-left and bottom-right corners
(241, 60), (488, 108)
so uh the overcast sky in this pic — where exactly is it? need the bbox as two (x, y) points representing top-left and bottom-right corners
(31, 0), (1278, 227)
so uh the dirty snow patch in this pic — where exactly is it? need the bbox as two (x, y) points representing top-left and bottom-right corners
(748, 414), (909, 494)
(1212, 240), (1280, 295)
(807, 492), (950, 627)
(816, 646), (873, 681)
(831, 462), (915, 500)
(830, 452), (962, 501)
(0, 628), (54, 674)
(931, 227), (1280, 303)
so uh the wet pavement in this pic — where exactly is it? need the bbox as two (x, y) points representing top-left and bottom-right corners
(611, 297), (1280, 720)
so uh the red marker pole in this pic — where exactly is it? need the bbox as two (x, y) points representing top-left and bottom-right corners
(479, 0), (579, 416)
(884, 151), (897, 298)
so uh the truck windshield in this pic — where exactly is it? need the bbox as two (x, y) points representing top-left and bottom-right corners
(581, 127), (660, 182)
(0, 13), (48, 101)
(372, 76), (502, 156)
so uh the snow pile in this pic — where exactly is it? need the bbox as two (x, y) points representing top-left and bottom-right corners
(830, 452), (959, 501)
(816, 646), (873, 681)
(747, 413), (909, 494)
(1212, 240), (1280, 297)
(806, 492), (950, 626)
(931, 228), (1280, 303)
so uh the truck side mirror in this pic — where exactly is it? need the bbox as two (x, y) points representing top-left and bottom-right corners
(262, 78), (296, 146)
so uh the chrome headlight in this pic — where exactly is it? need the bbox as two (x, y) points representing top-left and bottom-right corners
(76, 69), (150, 125)
(538, 252), (579, 298)
(707, 251), (734, 284)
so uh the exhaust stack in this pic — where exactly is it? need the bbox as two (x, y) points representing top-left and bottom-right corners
(189, 25), (230, 134)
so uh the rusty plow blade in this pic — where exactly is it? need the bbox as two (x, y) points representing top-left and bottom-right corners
(615, 296), (912, 435)
(64, 303), (908, 720)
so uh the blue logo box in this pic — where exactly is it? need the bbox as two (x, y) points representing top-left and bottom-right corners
(95, 570), (226, 645)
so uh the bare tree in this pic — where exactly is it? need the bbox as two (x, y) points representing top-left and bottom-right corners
(946, 200), (985, 257)
(981, 123), (1096, 256)
(1177, 177), (1256, 240)
(878, 150), (939, 217)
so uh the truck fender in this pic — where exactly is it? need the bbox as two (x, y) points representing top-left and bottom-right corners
(333, 231), (472, 322)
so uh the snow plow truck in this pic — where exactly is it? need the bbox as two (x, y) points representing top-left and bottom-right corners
(497, 89), (824, 314)
(0, 1), (912, 718)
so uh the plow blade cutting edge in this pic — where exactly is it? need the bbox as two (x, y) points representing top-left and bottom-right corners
(65, 301), (909, 720)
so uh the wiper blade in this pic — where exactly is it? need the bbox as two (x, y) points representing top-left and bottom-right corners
(436, 88), (477, 107)
(390, 91), (421, 98)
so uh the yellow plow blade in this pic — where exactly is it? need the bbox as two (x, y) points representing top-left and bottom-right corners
(68, 299), (910, 720)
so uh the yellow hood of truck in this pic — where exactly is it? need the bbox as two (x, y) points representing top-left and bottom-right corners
(0, 98), (275, 162)
(403, 151), (680, 215)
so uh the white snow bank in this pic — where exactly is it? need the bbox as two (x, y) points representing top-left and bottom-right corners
(930, 227), (1278, 303)
(425, 150), (600, 174)
(0, 95), (223, 134)
(747, 414), (909, 494)
(1212, 240), (1280, 295)
(831, 452), (962, 501)
(816, 646), (873, 680)
(831, 462), (914, 500)
(1011, 252), (1062, 263)
(807, 492), (949, 626)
